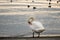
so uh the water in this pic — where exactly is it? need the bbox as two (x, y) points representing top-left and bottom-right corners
(0, 11), (60, 37)
(0, 8), (60, 13)
(0, 1), (60, 36)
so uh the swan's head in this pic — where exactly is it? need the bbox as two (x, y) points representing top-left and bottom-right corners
(28, 17), (35, 24)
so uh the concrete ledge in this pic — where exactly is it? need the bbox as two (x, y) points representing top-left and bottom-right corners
(0, 36), (60, 39)
(0, 34), (60, 39)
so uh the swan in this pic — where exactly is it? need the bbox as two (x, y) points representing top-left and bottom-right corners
(28, 17), (45, 37)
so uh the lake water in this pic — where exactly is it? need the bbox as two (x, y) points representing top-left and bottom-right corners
(0, 8), (60, 37)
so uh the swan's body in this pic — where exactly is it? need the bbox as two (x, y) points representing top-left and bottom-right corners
(30, 21), (45, 33)
(28, 17), (45, 37)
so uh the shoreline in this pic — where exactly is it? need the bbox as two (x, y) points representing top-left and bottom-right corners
(0, 34), (60, 37)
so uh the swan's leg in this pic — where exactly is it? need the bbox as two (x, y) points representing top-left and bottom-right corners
(38, 33), (40, 37)
(33, 32), (34, 38)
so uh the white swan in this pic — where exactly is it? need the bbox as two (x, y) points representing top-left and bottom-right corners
(28, 17), (45, 37)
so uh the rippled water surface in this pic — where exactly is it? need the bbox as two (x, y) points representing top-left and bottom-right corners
(0, 11), (60, 37)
